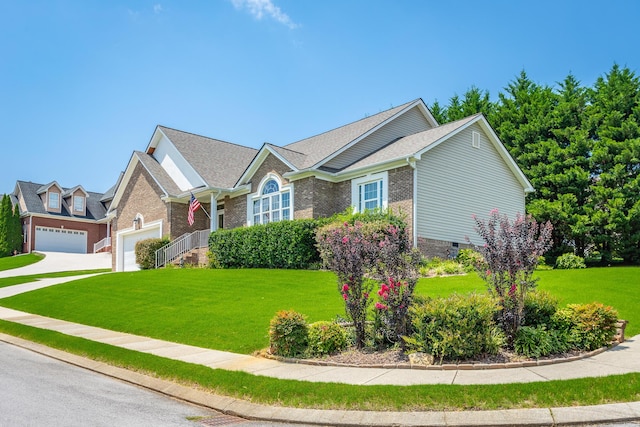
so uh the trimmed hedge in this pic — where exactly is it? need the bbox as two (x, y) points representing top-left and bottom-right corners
(208, 219), (322, 269)
(135, 237), (170, 270)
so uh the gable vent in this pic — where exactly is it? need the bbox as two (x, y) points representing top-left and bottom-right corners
(472, 131), (480, 149)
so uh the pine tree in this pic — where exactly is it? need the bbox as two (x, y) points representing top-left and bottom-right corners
(10, 203), (22, 254)
(586, 64), (640, 263)
(0, 195), (10, 257)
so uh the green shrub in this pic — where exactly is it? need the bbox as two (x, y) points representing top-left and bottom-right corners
(552, 303), (618, 351)
(209, 219), (321, 269)
(420, 258), (466, 277)
(135, 237), (170, 270)
(514, 326), (553, 358)
(456, 249), (485, 272)
(523, 290), (559, 327)
(404, 293), (501, 363)
(307, 321), (350, 356)
(555, 253), (587, 269)
(268, 310), (308, 358)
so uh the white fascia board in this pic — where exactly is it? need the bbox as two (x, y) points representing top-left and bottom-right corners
(284, 158), (412, 184)
(26, 212), (106, 225)
(145, 126), (165, 153)
(415, 98), (439, 127)
(235, 144), (298, 187)
(312, 99), (427, 170)
(109, 152), (170, 212)
(153, 132), (208, 190)
(413, 115), (481, 160)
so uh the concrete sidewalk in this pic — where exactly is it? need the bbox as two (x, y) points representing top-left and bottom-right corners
(1, 273), (639, 425)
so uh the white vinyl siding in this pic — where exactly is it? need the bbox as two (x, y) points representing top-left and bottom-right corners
(415, 123), (526, 246)
(323, 106), (432, 171)
(152, 134), (205, 191)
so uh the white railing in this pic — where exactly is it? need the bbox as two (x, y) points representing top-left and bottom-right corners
(155, 229), (210, 269)
(93, 237), (111, 253)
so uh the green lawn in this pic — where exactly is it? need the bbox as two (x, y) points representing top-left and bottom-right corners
(0, 266), (638, 411)
(0, 270), (112, 289)
(0, 253), (44, 271)
(0, 267), (637, 354)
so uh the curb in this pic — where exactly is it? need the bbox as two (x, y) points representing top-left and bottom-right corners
(2, 333), (639, 427)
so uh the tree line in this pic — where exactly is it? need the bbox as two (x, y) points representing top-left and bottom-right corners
(431, 64), (640, 264)
(0, 194), (22, 257)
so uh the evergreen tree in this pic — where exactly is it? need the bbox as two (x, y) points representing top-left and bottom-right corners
(10, 203), (22, 254)
(586, 64), (640, 263)
(428, 99), (446, 124)
(446, 86), (495, 121)
(0, 195), (10, 257)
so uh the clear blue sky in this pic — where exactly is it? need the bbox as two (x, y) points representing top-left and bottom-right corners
(2, 0), (638, 194)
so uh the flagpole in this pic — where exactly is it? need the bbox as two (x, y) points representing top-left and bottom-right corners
(190, 192), (211, 219)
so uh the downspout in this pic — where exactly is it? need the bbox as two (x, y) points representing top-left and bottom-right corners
(406, 157), (418, 249)
(28, 215), (32, 253)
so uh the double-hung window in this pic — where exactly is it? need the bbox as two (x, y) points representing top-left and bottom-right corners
(48, 192), (60, 209)
(73, 195), (84, 212)
(251, 177), (291, 225)
(352, 171), (388, 213)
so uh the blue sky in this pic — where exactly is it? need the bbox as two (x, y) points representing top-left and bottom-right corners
(2, 0), (638, 194)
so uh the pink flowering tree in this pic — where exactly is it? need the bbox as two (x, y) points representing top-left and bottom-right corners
(470, 209), (553, 344)
(316, 219), (420, 348)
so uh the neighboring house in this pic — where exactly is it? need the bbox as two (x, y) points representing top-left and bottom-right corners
(108, 98), (533, 271)
(11, 180), (114, 254)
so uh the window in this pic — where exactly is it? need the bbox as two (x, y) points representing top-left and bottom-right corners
(48, 192), (59, 209)
(351, 172), (388, 213)
(250, 176), (292, 225)
(73, 195), (84, 212)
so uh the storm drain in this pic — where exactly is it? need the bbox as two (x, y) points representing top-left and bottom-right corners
(199, 413), (247, 426)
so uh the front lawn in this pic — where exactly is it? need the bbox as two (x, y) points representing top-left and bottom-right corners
(0, 270), (111, 289)
(0, 253), (44, 271)
(0, 267), (637, 354)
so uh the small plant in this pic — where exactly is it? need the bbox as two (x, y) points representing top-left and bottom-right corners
(555, 253), (587, 269)
(307, 321), (350, 356)
(456, 249), (485, 272)
(514, 326), (553, 358)
(373, 277), (413, 346)
(523, 290), (559, 327)
(552, 303), (618, 351)
(404, 293), (501, 363)
(268, 310), (308, 357)
(420, 258), (466, 277)
(135, 237), (170, 269)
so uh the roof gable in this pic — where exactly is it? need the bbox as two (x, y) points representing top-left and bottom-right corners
(14, 180), (107, 220)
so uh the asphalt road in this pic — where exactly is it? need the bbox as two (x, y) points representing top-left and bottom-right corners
(0, 342), (217, 427)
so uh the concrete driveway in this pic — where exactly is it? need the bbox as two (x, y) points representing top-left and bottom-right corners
(0, 252), (112, 278)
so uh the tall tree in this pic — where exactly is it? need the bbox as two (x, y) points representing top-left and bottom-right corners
(0, 194), (22, 257)
(586, 64), (640, 263)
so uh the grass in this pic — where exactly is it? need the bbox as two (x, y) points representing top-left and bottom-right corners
(0, 266), (638, 411)
(0, 270), (112, 289)
(0, 253), (44, 271)
(1, 267), (638, 353)
(1, 319), (638, 411)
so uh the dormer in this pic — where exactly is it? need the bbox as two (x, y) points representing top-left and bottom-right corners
(63, 185), (89, 217)
(36, 181), (63, 214)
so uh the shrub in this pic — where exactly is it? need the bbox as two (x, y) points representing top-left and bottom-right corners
(307, 321), (350, 356)
(552, 303), (618, 351)
(555, 253), (587, 269)
(209, 219), (320, 269)
(420, 258), (466, 277)
(404, 293), (501, 363)
(135, 237), (170, 270)
(470, 209), (553, 344)
(268, 310), (308, 358)
(373, 277), (414, 346)
(514, 326), (553, 358)
(456, 249), (485, 272)
(523, 290), (559, 327)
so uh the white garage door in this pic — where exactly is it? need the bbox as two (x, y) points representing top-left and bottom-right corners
(121, 227), (162, 272)
(35, 226), (87, 254)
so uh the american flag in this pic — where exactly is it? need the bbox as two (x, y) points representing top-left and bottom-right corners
(188, 193), (201, 226)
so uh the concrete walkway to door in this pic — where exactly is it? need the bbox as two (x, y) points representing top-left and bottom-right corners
(0, 252), (112, 279)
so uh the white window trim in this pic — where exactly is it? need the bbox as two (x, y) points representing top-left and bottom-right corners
(73, 195), (85, 212)
(246, 174), (293, 226)
(351, 171), (388, 213)
(48, 191), (60, 210)
(472, 131), (481, 149)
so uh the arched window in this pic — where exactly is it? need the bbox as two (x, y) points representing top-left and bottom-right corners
(252, 177), (291, 225)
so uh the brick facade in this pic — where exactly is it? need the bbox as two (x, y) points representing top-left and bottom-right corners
(388, 165), (414, 246)
(170, 201), (211, 237)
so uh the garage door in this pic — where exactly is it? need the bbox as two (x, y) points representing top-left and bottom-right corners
(121, 227), (161, 271)
(35, 226), (87, 254)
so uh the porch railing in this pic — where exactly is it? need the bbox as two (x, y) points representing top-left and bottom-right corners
(155, 229), (209, 269)
(93, 237), (111, 253)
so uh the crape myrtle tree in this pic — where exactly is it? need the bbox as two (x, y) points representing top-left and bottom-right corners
(471, 209), (553, 344)
(316, 218), (420, 349)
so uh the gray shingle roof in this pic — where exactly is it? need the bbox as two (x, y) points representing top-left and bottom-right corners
(133, 151), (183, 196)
(264, 144), (307, 169)
(100, 172), (123, 202)
(342, 114), (480, 172)
(14, 180), (107, 220)
(283, 100), (418, 169)
(158, 126), (259, 189)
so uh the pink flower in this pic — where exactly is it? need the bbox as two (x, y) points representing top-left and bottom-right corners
(486, 269), (491, 276)
(342, 284), (349, 292)
(375, 302), (388, 310)
(363, 292), (369, 299)
(342, 236), (348, 244)
(342, 293), (348, 301)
